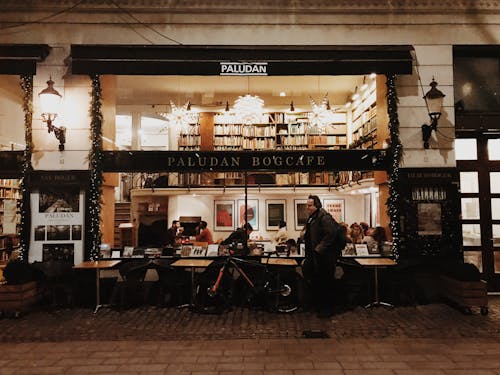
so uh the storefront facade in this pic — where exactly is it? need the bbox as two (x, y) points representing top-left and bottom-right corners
(0, 1), (499, 289)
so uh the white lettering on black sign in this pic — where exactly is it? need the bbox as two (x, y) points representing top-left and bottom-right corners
(220, 62), (268, 76)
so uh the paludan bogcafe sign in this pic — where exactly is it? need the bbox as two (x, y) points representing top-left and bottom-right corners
(220, 62), (268, 75)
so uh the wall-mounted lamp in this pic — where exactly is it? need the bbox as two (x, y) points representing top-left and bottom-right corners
(289, 101), (295, 112)
(39, 78), (66, 151)
(421, 78), (445, 149)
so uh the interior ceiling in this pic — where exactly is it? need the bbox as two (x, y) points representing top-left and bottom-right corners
(115, 75), (367, 113)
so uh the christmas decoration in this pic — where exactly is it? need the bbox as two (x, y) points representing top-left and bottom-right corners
(308, 94), (336, 128)
(233, 94), (264, 124)
(87, 75), (104, 260)
(18, 75), (34, 261)
(386, 74), (403, 259)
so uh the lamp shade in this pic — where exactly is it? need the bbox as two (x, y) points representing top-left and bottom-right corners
(39, 78), (62, 115)
(423, 78), (445, 117)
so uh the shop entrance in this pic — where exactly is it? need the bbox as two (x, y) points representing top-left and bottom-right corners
(457, 134), (500, 291)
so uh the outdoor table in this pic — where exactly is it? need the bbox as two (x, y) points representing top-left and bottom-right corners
(356, 257), (397, 308)
(171, 258), (213, 309)
(73, 260), (121, 314)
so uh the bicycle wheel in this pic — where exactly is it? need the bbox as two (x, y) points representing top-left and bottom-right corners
(193, 261), (233, 314)
(264, 270), (298, 313)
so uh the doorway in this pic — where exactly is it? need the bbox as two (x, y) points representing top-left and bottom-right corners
(457, 135), (500, 291)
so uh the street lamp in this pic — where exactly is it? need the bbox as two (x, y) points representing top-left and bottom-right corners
(39, 78), (66, 151)
(421, 78), (445, 149)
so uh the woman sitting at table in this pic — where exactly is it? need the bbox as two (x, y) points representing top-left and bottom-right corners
(195, 220), (214, 244)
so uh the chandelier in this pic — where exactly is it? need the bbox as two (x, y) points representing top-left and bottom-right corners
(158, 100), (199, 130)
(233, 94), (264, 124)
(308, 94), (336, 128)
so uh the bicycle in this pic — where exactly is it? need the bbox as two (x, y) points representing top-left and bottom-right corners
(193, 252), (299, 314)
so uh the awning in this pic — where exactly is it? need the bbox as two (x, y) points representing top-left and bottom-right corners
(0, 44), (51, 75)
(71, 45), (414, 76)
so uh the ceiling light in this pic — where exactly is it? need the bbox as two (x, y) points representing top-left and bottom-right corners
(158, 100), (199, 129)
(351, 86), (360, 101)
(233, 94), (264, 124)
(289, 101), (295, 112)
(308, 94), (336, 128)
(369, 73), (376, 79)
(279, 91), (286, 97)
(360, 76), (368, 91)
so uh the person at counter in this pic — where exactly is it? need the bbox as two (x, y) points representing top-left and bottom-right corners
(165, 220), (180, 247)
(221, 223), (253, 255)
(195, 220), (214, 244)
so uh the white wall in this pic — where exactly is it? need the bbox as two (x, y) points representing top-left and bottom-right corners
(167, 192), (368, 242)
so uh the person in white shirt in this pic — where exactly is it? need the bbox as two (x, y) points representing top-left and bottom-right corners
(274, 220), (289, 244)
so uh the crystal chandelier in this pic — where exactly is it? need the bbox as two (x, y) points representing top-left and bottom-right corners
(233, 94), (264, 124)
(158, 100), (199, 130)
(308, 94), (336, 128)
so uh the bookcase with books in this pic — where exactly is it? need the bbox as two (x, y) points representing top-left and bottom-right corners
(350, 89), (377, 149)
(0, 179), (20, 262)
(178, 122), (201, 150)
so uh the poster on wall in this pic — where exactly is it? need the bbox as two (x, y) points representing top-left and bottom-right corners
(323, 199), (345, 223)
(237, 199), (258, 230)
(294, 199), (308, 231)
(214, 200), (234, 231)
(266, 199), (286, 230)
(417, 203), (442, 235)
(29, 185), (85, 265)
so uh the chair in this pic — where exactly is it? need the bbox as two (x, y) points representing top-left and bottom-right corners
(32, 260), (75, 307)
(153, 259), (190, 307)
(111, 259), (151, 309)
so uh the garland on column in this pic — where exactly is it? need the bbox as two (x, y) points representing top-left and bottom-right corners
(88, 75), (104, 260)
(18, 75), (34, 262)
(386, 74), (403, 259)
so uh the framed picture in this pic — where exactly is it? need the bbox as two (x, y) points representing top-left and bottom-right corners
(294, 199), (309, 231)
(266, 199), (286, 230)
(237, 199), (258, 230)
(323, 199), (345, 223)
(214, 200), (235, 231)
(417, 202), (442, 235)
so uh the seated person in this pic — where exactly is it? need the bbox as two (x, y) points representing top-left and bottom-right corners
(221, 223), (253, 255)
(273, 220), (289, 244)
(363, 226), (386, 254)
(348, 222), (364, 244)
(195, 220), (214, 244)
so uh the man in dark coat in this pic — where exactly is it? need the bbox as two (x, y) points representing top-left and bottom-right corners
(302, 194), (338, 318)
(221, 223), (253, 255)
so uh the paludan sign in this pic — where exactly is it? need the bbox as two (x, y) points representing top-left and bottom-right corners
(220, 62), (268, 75)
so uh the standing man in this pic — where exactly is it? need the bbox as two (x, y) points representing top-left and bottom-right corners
(302, 195), (338, 318)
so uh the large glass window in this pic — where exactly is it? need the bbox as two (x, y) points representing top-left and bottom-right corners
(462, 224), (481, 247)
(461, 198), (480, 220)
(454, 56), (500, 112)
(488, 139), (500, 161)
(455, 139), (477, 160)
(460, 172), (479, 193)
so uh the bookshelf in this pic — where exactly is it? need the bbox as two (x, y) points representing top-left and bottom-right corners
(178, 123), (201, 150)
(350, 89), (377, 149)
(0, 179), (20, 261)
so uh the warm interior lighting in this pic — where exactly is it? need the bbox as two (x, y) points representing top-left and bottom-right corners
(233, 94), (265, 124)
(308, 94), (336, 128)
(38, 78), (66, 151)
(158, 100), (199, 129)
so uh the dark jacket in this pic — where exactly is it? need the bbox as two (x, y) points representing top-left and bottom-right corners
(221, 228), (248, 246)
(304, 208), (337, 256)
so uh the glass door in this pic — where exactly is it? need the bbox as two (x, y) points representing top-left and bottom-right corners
(457, 136), (500, 291)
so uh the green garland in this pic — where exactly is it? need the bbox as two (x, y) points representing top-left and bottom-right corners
(88, 75), (104, 260)
(386, 74), (403, 259)
(18, 75), (34, 262)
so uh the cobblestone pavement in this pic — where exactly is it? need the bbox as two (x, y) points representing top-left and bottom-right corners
(0, 297), (499, 342)
(0, 298), (498, 374)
